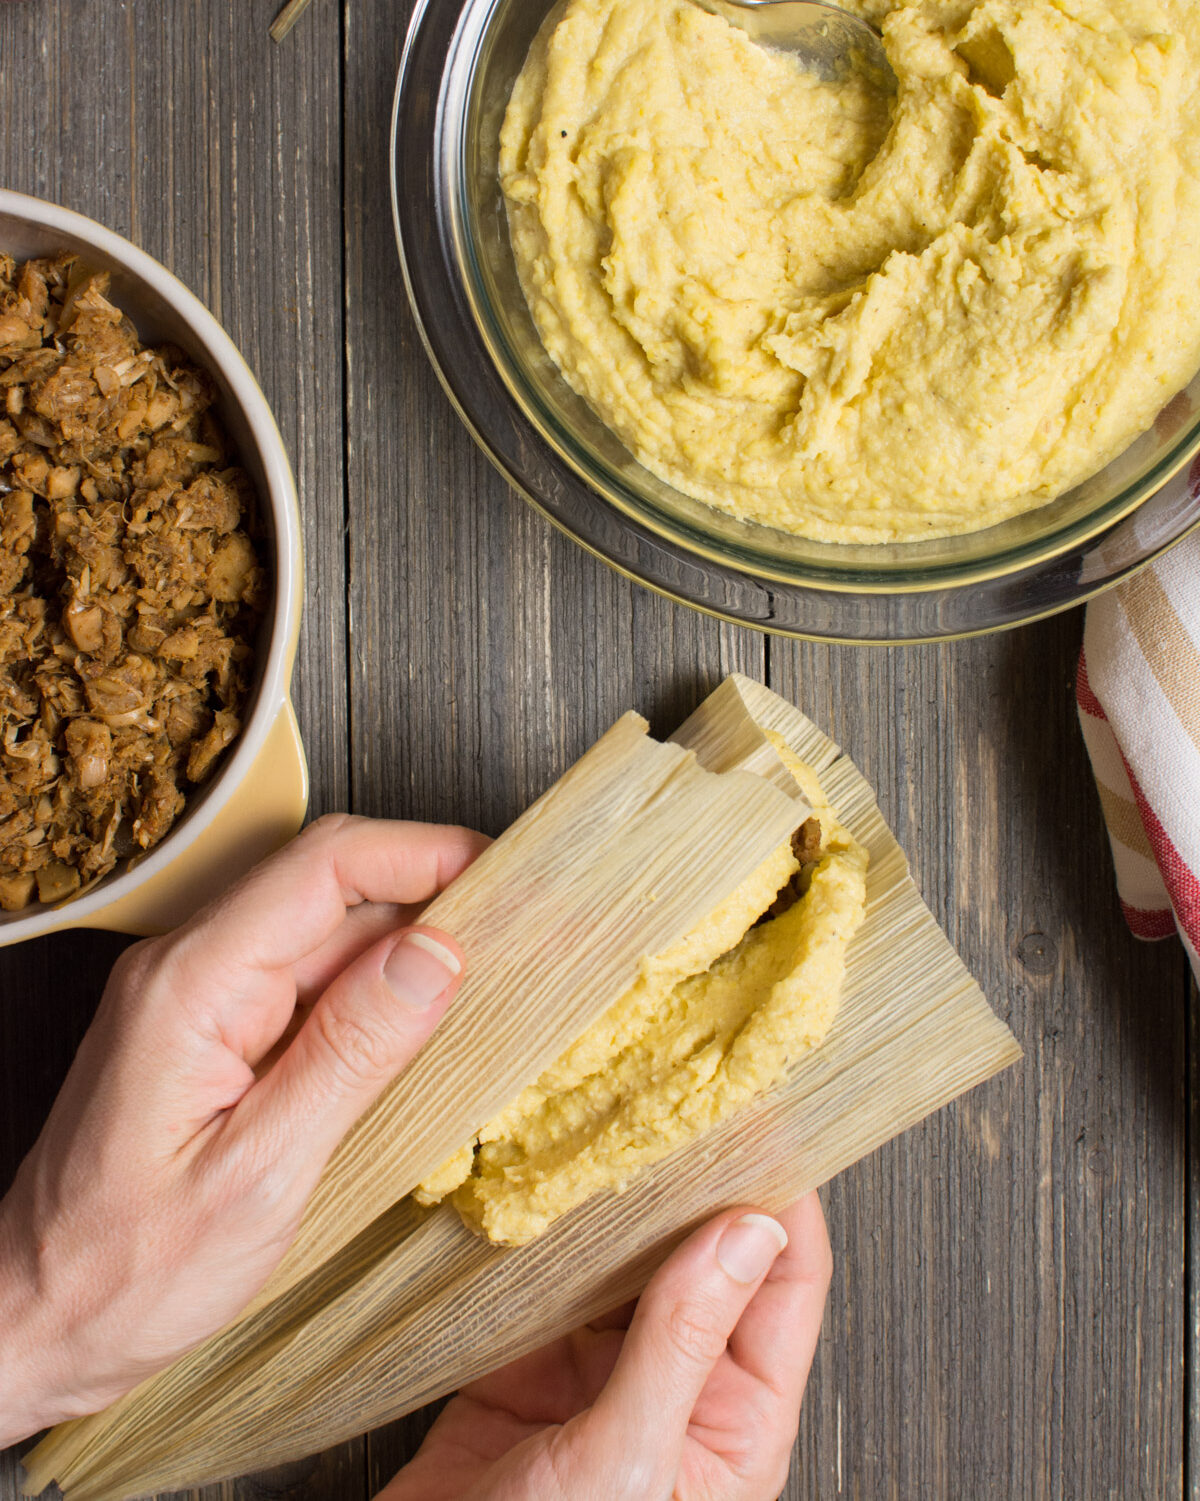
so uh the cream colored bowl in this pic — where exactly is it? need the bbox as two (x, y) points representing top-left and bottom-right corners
(0, 190), (308, 949)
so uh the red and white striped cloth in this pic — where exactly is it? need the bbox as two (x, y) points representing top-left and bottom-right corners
(1077, 529), (1200, 980)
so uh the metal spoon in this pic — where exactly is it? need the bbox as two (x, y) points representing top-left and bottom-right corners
(692, 0), (896, 91)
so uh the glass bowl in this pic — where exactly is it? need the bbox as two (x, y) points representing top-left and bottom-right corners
(391, 0), (1200, 642)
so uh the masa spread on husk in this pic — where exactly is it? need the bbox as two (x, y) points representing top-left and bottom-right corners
(418, 744), (867, 1245)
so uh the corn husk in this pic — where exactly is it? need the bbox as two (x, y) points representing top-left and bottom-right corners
(23, 676), (1019, 1500)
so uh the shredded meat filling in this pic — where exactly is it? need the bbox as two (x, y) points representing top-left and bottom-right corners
(763, 817), (824, 921)
(0, 252), (266, 911)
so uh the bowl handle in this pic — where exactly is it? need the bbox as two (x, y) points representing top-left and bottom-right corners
(78, 699), (310, 938)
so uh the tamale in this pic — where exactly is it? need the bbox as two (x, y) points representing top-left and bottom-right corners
(417, 728), (866, 1246)
(22, 676), (1020, 1501)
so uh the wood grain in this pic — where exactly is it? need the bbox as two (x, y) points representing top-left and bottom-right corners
(342, 0), (758, 1481)
(0, 2), (1192, 1499)
(0, 0), (357, 1498)
(772, 625), (1187, 1498)
(341, 0), (760, 834)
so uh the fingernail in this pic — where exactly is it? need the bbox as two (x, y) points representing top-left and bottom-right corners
(716, 1213), (788, 1285)
(384, 932), (462, 1010)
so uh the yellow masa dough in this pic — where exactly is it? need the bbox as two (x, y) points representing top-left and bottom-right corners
(500, 0), (1200, 542)
(417, 747), (868, 1245)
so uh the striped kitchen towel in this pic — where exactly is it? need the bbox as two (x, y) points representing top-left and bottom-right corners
(1077, 529), (1200, 980)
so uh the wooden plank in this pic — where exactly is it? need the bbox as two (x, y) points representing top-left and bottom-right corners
(771, 619), (1186, 1499)
(1, 0), (1189, 1497)
(339, 0), (761, 834)
(342, 0), (762, 1483)
(0, 0), (353, 1497)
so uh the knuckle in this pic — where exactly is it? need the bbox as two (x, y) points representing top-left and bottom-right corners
(541, 1425), (663, 1501)
(737, 1389), (799, 1491)
(616, 1453), (668, 1499)
(200, 1135), (298, 1224)
(194, 1161), (244, 1224)
(540, 1430), (582, 1500)
(312, 999), (396, 1088)
(739, 1458), (789, 1501)
(101, 936), (172, 1021)
(105, 936), (158, 994)
(239, 1158), (300, 1223)
(663, 1294), (729, 1368)
(305, 811), (357, 842)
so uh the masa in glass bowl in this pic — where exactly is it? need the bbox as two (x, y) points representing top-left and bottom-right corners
(391, 0), (1200, 642)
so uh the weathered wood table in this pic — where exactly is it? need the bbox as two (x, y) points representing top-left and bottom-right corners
(0, 3), (1194, 1497)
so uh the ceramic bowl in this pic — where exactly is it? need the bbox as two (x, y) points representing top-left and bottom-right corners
(0, 190), (308, 948)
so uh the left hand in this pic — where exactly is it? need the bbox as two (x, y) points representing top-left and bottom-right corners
(0, 813), (487, 1446)
(378, 1193), (831, 1501)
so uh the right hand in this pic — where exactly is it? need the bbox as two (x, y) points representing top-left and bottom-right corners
(379, 1193), (832, 1501)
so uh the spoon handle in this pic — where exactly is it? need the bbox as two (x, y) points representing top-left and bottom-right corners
(689, 0), (894, 89)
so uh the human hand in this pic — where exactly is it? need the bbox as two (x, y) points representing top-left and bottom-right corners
(378, 1193), (831, 1501)
(0, 814), (487, 1446)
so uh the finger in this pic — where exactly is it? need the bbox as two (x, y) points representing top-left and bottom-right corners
(256, 894), (470, 1076)
(289, 831), (492, 1002)
(727, 1192), (831, 1415)
(141, 822), (486, 1068)
(586, 1207), (788, 1482)
(174, 815), (486, 979)
(231, 923), (466, 1169)
(289, 900), (405, 1002)
(250, 905), (407, 1079)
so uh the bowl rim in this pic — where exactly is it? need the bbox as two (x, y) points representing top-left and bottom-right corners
(390, 0), (1200, 641)
(0, 188), (303, 943)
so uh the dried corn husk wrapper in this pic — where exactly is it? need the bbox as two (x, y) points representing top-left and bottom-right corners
(23, 676), (1020, 1500)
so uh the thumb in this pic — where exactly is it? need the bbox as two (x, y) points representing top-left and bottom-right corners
(582, 1208), (788, 1486)
(238, 925), (465, 1170)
